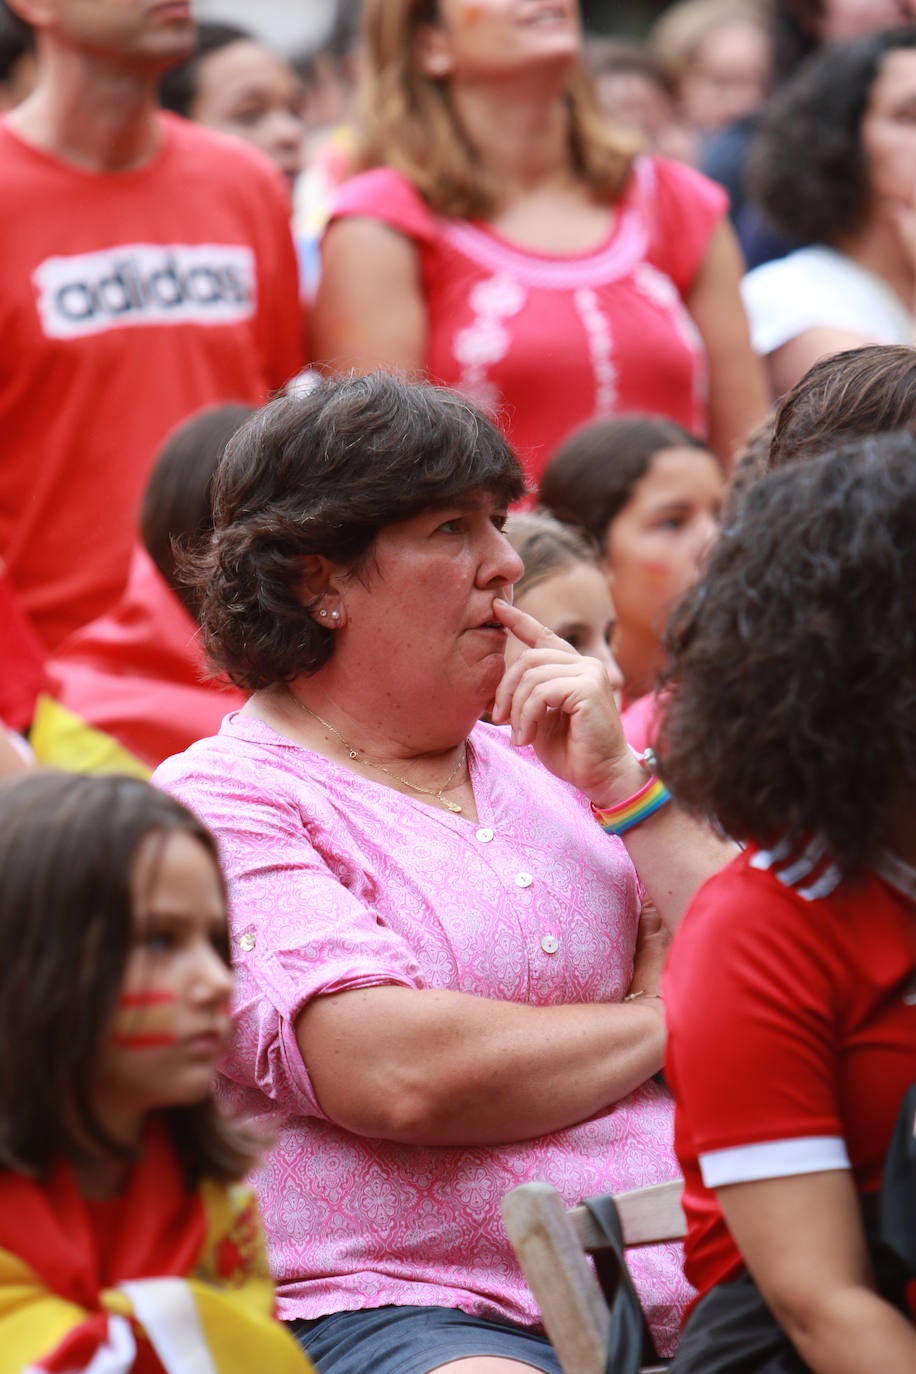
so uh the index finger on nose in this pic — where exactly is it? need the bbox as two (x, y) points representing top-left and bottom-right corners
(492, 597), (564, 650)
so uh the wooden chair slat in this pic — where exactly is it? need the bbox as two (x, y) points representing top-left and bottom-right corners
(501, 1178), (685, 1374)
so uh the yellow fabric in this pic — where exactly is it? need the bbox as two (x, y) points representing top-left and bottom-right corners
(29, 695), (150, 778)
(0, 1247), (92, 1368)
(0, 1181), (313, 1372)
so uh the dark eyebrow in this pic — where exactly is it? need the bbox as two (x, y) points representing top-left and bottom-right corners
(427, 493), (494, 513)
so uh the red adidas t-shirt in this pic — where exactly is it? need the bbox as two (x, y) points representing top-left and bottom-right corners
(327, 157), (726, 492)
(664, 842), (916, 1305)
(0, 112), (305, 652)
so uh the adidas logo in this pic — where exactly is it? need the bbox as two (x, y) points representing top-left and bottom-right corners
(33, 243), (256, 339)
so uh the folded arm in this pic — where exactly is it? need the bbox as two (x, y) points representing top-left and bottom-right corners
(296, 973), (666, 1147)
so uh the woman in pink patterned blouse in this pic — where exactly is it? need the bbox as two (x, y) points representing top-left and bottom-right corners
(154, 373), (733, 1374)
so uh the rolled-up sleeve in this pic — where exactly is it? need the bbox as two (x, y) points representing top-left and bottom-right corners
(156, 752), (422, 1119)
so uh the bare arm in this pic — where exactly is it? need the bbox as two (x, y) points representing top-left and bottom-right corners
(686, 219), (770, 466)
(716, 1171), (916, 1374)
(312, 216), (427, 375)
(766, 327), (882, 398)
(491, 599), (736, 932)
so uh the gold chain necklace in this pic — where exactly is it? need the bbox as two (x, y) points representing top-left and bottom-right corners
(286, 689), (468, 813)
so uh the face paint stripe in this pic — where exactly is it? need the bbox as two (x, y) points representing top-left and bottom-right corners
(119, 990), (177, 1007)
(111, 1033), (178, 1049)
(112, 989), (178, 1047)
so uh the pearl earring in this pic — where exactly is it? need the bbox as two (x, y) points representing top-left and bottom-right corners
(331, 611), (340, 621)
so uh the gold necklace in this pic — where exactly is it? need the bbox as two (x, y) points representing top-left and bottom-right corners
(286, 689), (468, 813)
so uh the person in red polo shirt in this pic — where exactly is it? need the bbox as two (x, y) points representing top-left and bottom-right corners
(658, 432), (916, 1374)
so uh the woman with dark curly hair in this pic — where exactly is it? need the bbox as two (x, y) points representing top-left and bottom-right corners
(656, 431), (916, 1373)
(741, 27), (916, 396)
(153, 371), (733, 1374)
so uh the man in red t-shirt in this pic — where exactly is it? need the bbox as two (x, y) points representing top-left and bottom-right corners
(0, 0), (305, 716)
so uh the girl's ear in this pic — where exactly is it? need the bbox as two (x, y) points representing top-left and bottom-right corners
(414, 23), (455, 80)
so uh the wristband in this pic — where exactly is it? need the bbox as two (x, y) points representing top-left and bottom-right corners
(590, 757), (671, 835)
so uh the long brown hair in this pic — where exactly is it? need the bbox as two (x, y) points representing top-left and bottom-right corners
(0, 772), (258, 1186)
(356, 0), (635, 219)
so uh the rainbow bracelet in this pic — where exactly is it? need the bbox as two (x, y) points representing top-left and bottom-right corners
(590, 771), (672, 836)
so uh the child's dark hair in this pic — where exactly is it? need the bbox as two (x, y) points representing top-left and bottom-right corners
(0, 771), (257, 1184)
(658, 431), (916, 873)
(540, 414), (713, 551)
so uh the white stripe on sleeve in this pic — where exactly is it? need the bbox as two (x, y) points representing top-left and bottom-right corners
(699, 1135), (850, 1188)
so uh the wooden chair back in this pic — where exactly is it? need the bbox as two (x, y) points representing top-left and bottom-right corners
(501, 1178), (686, 1374)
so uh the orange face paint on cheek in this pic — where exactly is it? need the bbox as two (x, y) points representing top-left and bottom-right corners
(460, 2), (486, 24)
(111, 990), (177, 1049)
(636, 559), (674, 584)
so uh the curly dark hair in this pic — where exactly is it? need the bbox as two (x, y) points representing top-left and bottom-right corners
(0, 772), (258, 1184)
(657, 431), (916, 873)
(748, 26), (916, 245)
(539, 414), (712, 552)
(193, 373), (525, 691)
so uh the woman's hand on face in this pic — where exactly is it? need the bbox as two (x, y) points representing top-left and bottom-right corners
(491, 598), (641, 803)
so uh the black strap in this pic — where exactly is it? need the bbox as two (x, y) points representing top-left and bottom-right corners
(581, 1193), (665, 1374)
(879, 1081), (916, 1275)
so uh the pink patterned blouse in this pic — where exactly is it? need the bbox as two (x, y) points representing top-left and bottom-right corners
(154, 713), (691, 1353)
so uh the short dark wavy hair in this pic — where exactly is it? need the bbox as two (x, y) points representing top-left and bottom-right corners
(193, 373), (525, 691)
(727, 345), (916, 516)
(657, 431), (916, 874)
(769, 344), (916, 468)
(749, 26), (916, 245)
(0, 772), (257, 1183)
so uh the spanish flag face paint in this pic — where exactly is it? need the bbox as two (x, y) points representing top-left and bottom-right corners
(604, 446), (725, 655)
(91, 832), (234, 1145)
(110, 989), (178, 1049)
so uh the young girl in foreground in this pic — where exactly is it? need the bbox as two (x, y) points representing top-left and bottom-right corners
(0, 771), (310, 1373)
(658, 433), (916, 1373)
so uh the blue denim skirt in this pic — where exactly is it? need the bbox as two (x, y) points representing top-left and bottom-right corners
(289, 1305), (563, 1374)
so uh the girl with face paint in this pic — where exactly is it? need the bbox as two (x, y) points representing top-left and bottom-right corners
(0, 771), (312, 1374)
(540, 414), (724, 709)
